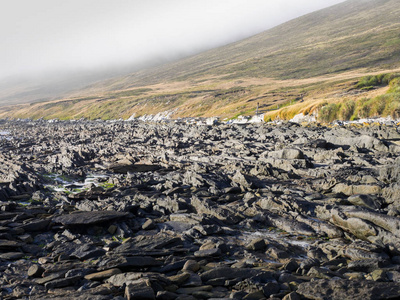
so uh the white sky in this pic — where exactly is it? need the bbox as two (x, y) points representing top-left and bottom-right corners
(0, 0), (345, 80)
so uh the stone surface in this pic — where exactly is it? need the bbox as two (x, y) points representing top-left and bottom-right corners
(53, 211), (129, 225)
(0, 119), (400, 300)
(84, 268), (122, 281)
(297, 279), (400, 300)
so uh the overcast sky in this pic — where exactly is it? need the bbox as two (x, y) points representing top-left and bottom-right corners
(0, 0), (345, 81)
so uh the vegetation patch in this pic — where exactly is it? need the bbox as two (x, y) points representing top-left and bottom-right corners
(317, 73), (400, 122)
(356, 72), (400, 90)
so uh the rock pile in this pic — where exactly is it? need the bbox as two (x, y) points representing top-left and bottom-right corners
(0, 118), (400, 299)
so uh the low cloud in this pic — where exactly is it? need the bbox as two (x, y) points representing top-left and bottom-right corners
(0, 0), (345, 81)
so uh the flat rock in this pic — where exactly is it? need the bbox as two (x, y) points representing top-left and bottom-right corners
(200, 267), (266, 282)
(53, 211), (129, 225)
(84, 268), (122, 281)
(0, 252), (25, 260)
(0, 239), (22, 249)
(44, 275), (82, 289)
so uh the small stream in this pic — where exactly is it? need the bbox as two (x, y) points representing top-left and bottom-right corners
(0, 131), (11, 140)
(44, 173), (110, 194)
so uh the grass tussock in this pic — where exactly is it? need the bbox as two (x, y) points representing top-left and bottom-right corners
(317, 74), (400, 122)
(264, 72), (400, 123)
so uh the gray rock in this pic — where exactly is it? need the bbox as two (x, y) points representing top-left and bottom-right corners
(44, 275), (82, 289)
(268, 148), (305, 160)
(297, 279), (400, 300)
(53, 211), (129, 225)
(347, 194), (381, 209)
(20, 219), (50, 231)
(246, 238), (267, 251)
(28, 264), (45, 277)
(194, 248), (221, 257)
(125, 280), (155, 300)
(200, 267), (265, 282)
(71, 244), (106, 260)
(99, 256), (162, 270)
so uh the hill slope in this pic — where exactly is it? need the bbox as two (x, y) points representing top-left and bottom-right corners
(90, 0), (400, 90)
(1, 0), (400, 120)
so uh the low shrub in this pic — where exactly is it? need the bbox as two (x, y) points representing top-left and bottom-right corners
(339, 100), (356, 120)
(356, 72), (400, 89)
(319, 103), (340, 123)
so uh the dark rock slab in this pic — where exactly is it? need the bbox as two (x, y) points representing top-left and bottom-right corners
(0, 239), (22, 250)
(0, 252), (25, 260)
(44, 275), (82, 289)
(53, 211), (129, 225)
(20, 219), (50, 231)
(99, 256), (162, 270)
(71, 244), (107, 260)
(105, 160), (161, 174)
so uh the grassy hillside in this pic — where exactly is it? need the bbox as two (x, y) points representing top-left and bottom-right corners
(3, 69), (400, 122)
(1, 0), (400, 121)
(263, 71), (400, 122)
(84, 0), (400, 89)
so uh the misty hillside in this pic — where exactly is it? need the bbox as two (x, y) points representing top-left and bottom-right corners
(88, 0), (400, 91)
(1, 0), (400, 120)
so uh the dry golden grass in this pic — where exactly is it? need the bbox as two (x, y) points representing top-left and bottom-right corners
(1, 67), (400, 121)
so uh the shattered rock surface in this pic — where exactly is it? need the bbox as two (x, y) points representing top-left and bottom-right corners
(1, 118), (400, 299)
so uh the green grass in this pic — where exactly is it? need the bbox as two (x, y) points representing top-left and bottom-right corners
(317, 74), (400, 122)
(99, 182), (115, 189)
(356, 72), (400, 89)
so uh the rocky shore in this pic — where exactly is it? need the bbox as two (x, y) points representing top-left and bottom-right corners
(1, 118), (400, 299)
